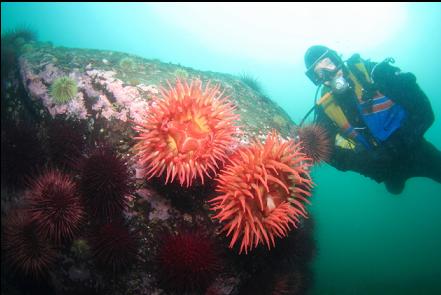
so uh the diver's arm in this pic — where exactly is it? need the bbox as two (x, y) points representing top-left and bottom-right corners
(371, 60), (434, 141)
(371, 60), (416, 107)
(315, 105), (381, 176)
(316, 111), (389, 183)
(397, 74), (434, 140)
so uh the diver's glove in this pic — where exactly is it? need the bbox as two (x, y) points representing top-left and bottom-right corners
(371, 58), (399, 83)
(372, 58), (417, 96)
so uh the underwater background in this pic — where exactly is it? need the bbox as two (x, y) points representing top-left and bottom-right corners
(1, 2), (440, 295)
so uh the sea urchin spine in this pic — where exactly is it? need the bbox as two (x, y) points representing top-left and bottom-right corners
(2, 209), (57, 279)
(157, 231), (222, 291)
(89, 222), (138, 273)
(50, 76), (78, 105)
(296, 124), (332, 164)
(27, 169), (84, 244)
(79, 147), (131, 221)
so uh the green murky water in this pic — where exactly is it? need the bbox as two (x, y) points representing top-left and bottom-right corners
(2, 3), (440, 294)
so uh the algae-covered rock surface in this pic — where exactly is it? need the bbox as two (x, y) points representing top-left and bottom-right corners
(19, 42), (295, 139)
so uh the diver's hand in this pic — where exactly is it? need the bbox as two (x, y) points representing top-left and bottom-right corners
(373, 64), (418, 100)
(395, 72), (416, 84)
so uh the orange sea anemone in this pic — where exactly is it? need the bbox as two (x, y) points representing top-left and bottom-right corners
(134, 79), (240, 187)
(209, 131), (313, 254)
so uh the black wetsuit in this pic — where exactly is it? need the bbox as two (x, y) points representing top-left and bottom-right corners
(315, 55), (441, 194)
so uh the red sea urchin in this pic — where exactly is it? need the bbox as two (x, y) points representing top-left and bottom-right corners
(272, 270), (304, 295)
(1, 120), (47, 189)
(133, 78), (240, 187)
(79, 146), (131, 221)
(27, 169), (84, 244)
(89, 221), (138, 273)
(46, 116), (87, 169)
(157, 231), (222, 291)
(209, 131), (313, 254)
(296, 124), (331, 164)
(2, 209), (57, 279)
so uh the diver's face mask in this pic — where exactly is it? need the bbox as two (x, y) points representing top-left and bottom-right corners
(314, 58), (339, 83)
(306, 50), (344, 83)
(305, 52), (349, 94)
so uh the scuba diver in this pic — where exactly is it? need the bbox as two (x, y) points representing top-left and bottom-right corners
(302, 45), (441, 194)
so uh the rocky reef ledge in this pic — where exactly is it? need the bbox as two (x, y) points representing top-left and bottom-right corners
(1, 39), (314, 295)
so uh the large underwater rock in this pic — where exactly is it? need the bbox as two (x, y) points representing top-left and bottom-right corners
(19, 42), (295, 141)
(1, 40), (314, 295)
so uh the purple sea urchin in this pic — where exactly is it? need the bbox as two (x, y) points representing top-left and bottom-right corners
(2, 209), (57, 279)
(89, 221), (138, 273)
(79, 146), (131, 222)
(1, 121), (46, 189)
(46, 116), (87, 169)
(157, 231), (222, 292)
(296, 124), (331, 164)
(27, 169), (84, 244)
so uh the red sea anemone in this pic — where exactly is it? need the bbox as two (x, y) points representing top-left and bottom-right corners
(89, 221), (138, 273)
(296, 124), (331, 164)
(2, 209), (57, 279)
(157, 231), (222, 291)
(133, 78), (240, 187)
(79, 146), (131, 221)
(209, 131), (313, 254)
(27, 169), (84, 244)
